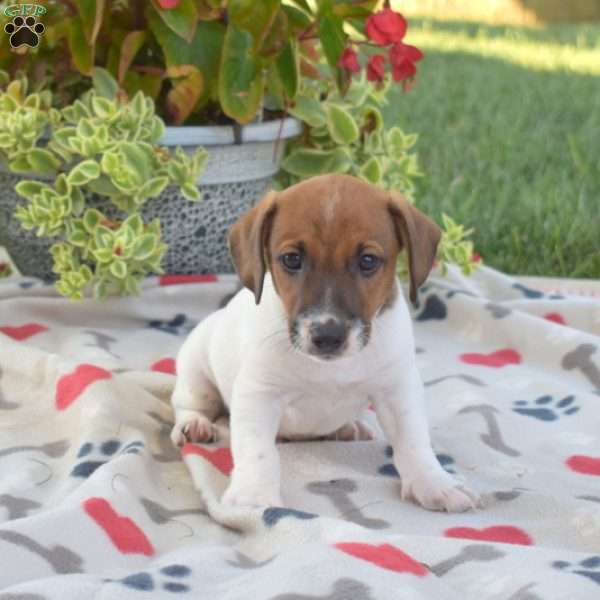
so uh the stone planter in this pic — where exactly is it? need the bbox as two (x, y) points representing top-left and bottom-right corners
(0, 117), (302, 279)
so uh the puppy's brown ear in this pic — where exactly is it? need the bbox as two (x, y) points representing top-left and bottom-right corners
(388, 192), (441, 305)
(228, 191), (278, 305)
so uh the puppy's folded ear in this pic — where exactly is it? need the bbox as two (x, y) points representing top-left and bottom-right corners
(228, 191), (278, 305)
(387, 192), (441, 305)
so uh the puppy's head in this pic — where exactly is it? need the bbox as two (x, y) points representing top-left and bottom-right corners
(228, 174), (440, 361)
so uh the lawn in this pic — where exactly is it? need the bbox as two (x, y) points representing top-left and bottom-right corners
(383, 19), (600, 278)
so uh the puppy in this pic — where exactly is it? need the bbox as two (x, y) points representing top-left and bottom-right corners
(171, 174), (479, 512)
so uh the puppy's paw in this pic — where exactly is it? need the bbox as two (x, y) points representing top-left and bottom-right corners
(401, 472), (480, 513)
(328, 420), (375, 441)
(170, 414), (217, 447)
(221, 483), (282, 510)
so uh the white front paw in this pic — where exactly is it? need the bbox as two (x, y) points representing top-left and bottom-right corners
(170, 414), (217, 447)
(401, 471), (480, 513)
(221, 481), (282, 510)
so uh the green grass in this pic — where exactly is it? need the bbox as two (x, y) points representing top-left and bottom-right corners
(383, 19), (600, 278)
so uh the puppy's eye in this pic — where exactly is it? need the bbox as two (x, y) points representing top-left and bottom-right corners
(358, 254), (381, 274)
(280, 252), (303, 272)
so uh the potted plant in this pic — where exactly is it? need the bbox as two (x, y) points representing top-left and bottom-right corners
(0, 1), (477, 299)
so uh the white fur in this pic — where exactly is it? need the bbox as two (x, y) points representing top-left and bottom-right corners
(171, 273), (480, 512)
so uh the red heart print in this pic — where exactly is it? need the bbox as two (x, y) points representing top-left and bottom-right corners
(445, 526), (533, 546)
(55, 364), (112, 411)
(182, 444), (233, 475)
(566, 455), (600, 476)
(151, 358), (176, 375)
(0, 323), (48, 340)
(335, 542), (428, 576)
(460, 348), (522, 368)
(544, 313), (566, 325)
(159, 274), (218, 286)
(83, 497), (154, 555)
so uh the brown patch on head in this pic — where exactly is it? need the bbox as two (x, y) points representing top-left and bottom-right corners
(228, 175), (441, 345)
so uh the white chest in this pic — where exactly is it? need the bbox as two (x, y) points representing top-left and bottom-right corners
(277, 378), (373, 438)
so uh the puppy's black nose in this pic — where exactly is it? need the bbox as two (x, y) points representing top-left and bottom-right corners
(311, 319), (347, 354)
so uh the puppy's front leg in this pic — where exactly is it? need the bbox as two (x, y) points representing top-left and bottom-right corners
(221, 381), (283, 509)
(374, 369), (480, 513)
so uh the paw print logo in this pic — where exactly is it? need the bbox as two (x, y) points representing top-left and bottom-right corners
(553, 556), (600, 586)
(71, 439), (144, 478)
(4, 16), (44, 48)
(379, 446), (457, 477)
(106, 564), (192, 593)
(512, 394), (579, 422)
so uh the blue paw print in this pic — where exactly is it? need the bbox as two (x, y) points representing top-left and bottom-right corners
(379, 446), (456, 477)
(71, 439), (144, 478)
(108, 564), (192, 593)
(513, 395), (579, 422)
(147, 314), (193, 336)
(263, 507), (318, 527)
(553, 556), (600, 586)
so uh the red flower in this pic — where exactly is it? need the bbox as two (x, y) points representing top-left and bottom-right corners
(157, 0), (181, 8)
(365, 8), (407, 46)
(338, 47), (360, 74)
(471, 253), (482, 263)
(366, 55), (386, 82)
(389, 42), (423, 82)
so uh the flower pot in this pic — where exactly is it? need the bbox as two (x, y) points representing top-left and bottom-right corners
(0, 117), (301, 280)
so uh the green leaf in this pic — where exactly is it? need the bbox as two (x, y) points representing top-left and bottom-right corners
(93, 247), (113, 264)
(181, 183), (201, 201)
(150, 0), (198, 42)
(94, 225), (113, 249)
(318, 15), (349, 93)
(288, 95), (325, 127)
(326, 105), (359, 145)
(219, 25), (263, 123)
(26, 149), (61, 174)
(79, 0), (106, 45)
(147, 12), (225, 109)
(283, 4), (311, 32)
(123, 213), (144, 236)
(120, 143), (152, 182)
(83, 208), (103, 233)
(118, 31), (147, 84)
(139, 176), (169, 198)
(229, 0), (280, 51)
(92, 68), (119, 100)
(274, 40), (298, 99)
(68, 160), (101, 186)
(110, 260), (127, 280)
(359, 157), (382, 184)
(132, 233), (157, 260)
(281, 148), (351, 177)
(15, 180), (44, 200)
(69, 17), (94, 75)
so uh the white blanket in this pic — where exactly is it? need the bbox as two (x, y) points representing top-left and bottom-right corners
(0, 265), (599, 599)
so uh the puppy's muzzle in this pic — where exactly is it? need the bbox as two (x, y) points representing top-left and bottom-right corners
(309, 319), (348, 357)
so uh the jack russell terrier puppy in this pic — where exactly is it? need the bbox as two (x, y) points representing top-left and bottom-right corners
(170, 174), (480, 513)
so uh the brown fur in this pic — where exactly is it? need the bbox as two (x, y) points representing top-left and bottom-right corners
(228, 174), (441, 322)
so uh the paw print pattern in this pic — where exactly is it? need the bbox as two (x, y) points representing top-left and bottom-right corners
(107, 564), (192, 592)
(4, 16), (44, 48)
(71, 439), (144, 478)
(513, 395), (579, 422)
(147, 313), (194, 336)
(379, 446), (456, 477)
(553, 556), (600, 585)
